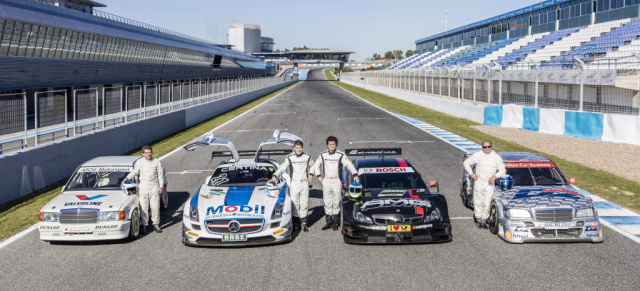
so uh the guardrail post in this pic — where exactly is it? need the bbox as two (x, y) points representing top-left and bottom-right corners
(483, 64), (492, 104)
(492, 61), (503, 105)
(35, 93), (38, 146)
(95, 88), (99, 129)
(574, 56), (585, 112)
(534, 62), (539, 108)
(67, 90), (70, 137)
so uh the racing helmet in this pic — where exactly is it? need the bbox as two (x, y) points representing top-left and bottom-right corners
(348, 182), (363, 200)
(122, 180), (137, 195)
(498, 175), (514, 191)
(264, 182), (279, 197)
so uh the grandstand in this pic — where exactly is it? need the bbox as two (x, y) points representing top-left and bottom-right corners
(0, 0), (288, 154)
(379, 0), (640, 117)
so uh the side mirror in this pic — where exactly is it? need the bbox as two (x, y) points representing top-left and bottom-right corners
(205, 175), (212, 185)
(569, 178), (576, 184)
(429, 181), (440, 193)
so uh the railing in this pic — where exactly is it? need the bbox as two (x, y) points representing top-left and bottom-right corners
(343, 67), (639, 116)
(0, 75), (296, 155)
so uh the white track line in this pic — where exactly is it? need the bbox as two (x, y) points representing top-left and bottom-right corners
(328, 73), (640, 244)
(337, 118), (393, 120)
(0, 82), (300, 251)
(217, 128), (288, 133)
(348, 141), (435, 144)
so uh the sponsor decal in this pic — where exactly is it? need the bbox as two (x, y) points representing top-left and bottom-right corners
(585, 225), (598, 232)
(272, 228), (285, 235)
(387, 224), (411, 232)
(95, 225), (118, 230)
(209, 189), (226, 196)
(78, 167), (131, 172)
(221, 166), (269, 172)
(186, 231), (199, 238)
(361, 199), (431, 211)
(512, 233), (529, 239)
(200, 194), (212, 200)
(39, 225), (60, 230)
(377, 190), (407, 197)
(512, 189), (580, 200)
(76, 195), (107, 200)
(358, 167), (415, 174)
(505, 162), (555, 169)
(584, 219), (598, 224)
(413, 224), (433, 230)
(513, 227), (529, 232)
(586, 233), (600, 238)
(206, 205), (266, 216)
(64, 195), (106, 206)
(416, 189), (426, 193)
(366, 225), (387, 230)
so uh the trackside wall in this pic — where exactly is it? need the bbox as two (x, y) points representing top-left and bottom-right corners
(0, 80), (296, 205)
(341, 79), (640, 145)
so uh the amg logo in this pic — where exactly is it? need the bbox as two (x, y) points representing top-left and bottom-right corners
(361, 199), (430, 211)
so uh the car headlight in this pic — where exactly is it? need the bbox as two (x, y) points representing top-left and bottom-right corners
(425, 208), (441, 222)
(98, 211), (120, 221)
(353, 208), (373, 224)
(271, 203), (284, 220)
(576, 207), (595, 218)
(42, 212), (59, 222)
(189, 206), (199, 222)
(505, 208), (531, 219)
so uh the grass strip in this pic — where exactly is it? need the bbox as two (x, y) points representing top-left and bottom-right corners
(325, 69), (640, 214)
(0, 82), (298, 243)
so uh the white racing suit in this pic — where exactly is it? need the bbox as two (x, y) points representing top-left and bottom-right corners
(273, 152), (314, 219)
(463, 151), (506, 222)
(313, 150), (357, 216)
(126, 158), (164, 226)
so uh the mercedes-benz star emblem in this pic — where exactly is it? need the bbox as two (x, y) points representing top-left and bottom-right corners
(393, 214), (404, 223)
(228, 220), (240, 233)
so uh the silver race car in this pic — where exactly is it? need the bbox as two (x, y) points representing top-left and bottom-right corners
(461, 152), (604, 243)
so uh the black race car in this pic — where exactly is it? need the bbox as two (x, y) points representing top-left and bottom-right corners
(340, 148), (452, 244)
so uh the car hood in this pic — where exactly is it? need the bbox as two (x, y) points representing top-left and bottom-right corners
(192, 184), (287, 220)
(43, 190), (129, 211)
(358, 189), (433, 217)
(497, 186), (594, 209)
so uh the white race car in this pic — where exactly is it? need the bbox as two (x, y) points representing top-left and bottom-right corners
(38, 156), (169, 242)
(181, 130), (299, 246)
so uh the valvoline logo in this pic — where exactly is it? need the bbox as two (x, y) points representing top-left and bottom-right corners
(512, 188), (580, 200)
(76, 195), (107, 200)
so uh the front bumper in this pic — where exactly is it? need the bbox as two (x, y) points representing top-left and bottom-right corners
(38, 221), (131, 241)
(182, 218), (292, 247)
(343, 222), (452, 244)
(498, 218), (604, 243)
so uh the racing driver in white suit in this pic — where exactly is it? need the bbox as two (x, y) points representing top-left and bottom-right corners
(123, 145), (164, 233)
(270, 140), (314, 232)
(463, 140), (506, 229)
(313, 136), (359, 231)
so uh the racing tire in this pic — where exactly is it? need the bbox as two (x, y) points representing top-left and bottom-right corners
(488, 204), (499, 235)
(160, 189), (169, 211)
(128, 208), (141, 240)
(460, 183), (469, 207)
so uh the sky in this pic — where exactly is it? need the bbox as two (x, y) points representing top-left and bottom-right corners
(102, 0), (541, 62)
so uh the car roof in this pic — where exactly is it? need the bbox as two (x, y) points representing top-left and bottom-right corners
(218, 159), (274, 168)
(81, 156), (141, 167)
(354, 158), (414, 169)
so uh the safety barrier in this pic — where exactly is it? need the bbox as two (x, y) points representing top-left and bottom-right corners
(0, 80), (297, 206)
(485, 104), (640, 145)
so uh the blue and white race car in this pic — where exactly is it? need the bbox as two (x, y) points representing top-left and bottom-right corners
(461, 152), (604, 243)
(181, 130), (299, 246)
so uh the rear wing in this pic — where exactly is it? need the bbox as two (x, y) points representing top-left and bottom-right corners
(344, 148), (402, 157)
(212, 149), (291, 159)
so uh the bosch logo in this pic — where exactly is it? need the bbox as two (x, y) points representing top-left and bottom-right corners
(376, 168), (408, 173)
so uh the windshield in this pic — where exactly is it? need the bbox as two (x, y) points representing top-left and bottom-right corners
(65, 167), (131, 191)
(208, 165), (275, 187)
(506, 167), (566, 186)
(361, 173), (427, 189)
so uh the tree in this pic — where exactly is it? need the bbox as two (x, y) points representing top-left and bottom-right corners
(372, 53), (381, 60)
(284, 48), (290, 52)
(393, 50), (403, 60)
(384, 51), (395, 60)
(406, 50), (414, 58)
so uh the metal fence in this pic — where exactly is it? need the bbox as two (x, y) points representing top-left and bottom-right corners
(0, 75), (294, 154)
(344, 66), (640, 116)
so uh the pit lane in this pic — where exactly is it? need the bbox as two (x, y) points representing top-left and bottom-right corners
(0, 69), (638, 290)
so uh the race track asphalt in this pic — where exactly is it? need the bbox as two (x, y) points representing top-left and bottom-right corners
(1, 69), (639, 291)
